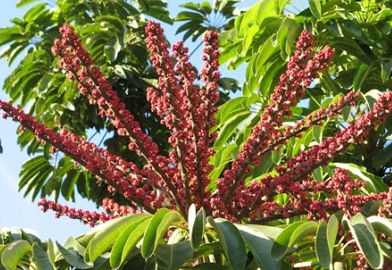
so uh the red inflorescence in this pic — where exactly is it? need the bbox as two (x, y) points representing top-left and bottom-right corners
(38, 198), (114, 226)
(0, 21), (391, 226)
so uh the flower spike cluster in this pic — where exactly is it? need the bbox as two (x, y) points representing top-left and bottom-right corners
(0, 21), (391, 227)
(214, 31), (335, 217)
(145, 21), (219, 209)
(0, 100), (164, 212)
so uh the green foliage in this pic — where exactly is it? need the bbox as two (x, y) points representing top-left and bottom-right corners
(175, 0), (240, 41)
(3, 206), (391, 269)
(315, 215), (338, 269)
(188, 204), (206, 249)
(344, 213), (384, 269)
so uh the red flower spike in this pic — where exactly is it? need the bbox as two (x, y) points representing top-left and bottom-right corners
(171, 40), (213, 206)
(38, 198), (113, 227)
(53, 23), (185, 215)
(200, 30), (220, 146)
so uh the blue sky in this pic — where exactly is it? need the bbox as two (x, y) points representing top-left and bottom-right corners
(0, 0), (256, 242)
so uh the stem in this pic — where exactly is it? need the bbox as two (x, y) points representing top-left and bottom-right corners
(97, 130), (108, 148)
(189, 41), (203, 58)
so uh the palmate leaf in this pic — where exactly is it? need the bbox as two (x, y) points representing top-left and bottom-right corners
(175, 0), (240, 41)
(0, 228), (57, 270)
(2, 209), (390, 269)
(134, 0), (172, 24)
(18, 154), (91, 202)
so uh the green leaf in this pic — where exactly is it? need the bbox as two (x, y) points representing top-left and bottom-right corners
(110, 216), (151, 268)
(87, 214), (150, 262)
(152, 210), (183, 255)
(271, 221), (307, 259)
(315, 222), (331, 269)
(380, 58), (392, 82)
(57, 242), (93, 269)
(313, 125), (322, 143)
(207, 217), (247, 270)
(327, 214), (339, 254)
(363, 89), (382, 109)
(288, 221), (318, 247)
(276, 18), (299, 59)
(176, 11), (205, 21)
(371, 144), (392, 170)
(137, 0), (172, 24)
(367, 216), (392, 238)
(0, 27), (22, 47)
(200, 1), (212, 14)
(347, 213), (383, 269)
(16, 0), (38, 8)
(120, 218), (151, 263)
(259, 58), (285, 96)
(315, 217), (338, 270)
(188, 204), (206, 249)
(190, 263), (228, 269)
(309, 0), (322, 18)
(1, 240), (31, 270)
(141, 208), (176, 259)
(353, 64), (372, 90)
(104, 36), (122, 62)
(155, 241), (194, 270)
(209, 143), (238, 186)
(32, 243), (55, 270)
(214, 111), (251, 149)
(236, 224), (280, 269)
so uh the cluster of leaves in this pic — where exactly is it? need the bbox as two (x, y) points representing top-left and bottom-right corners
(175, 0), (240, 41)
(2, 205), (392, 269)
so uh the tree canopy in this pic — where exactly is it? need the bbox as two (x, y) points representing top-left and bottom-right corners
(0, 0), (391, 269)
